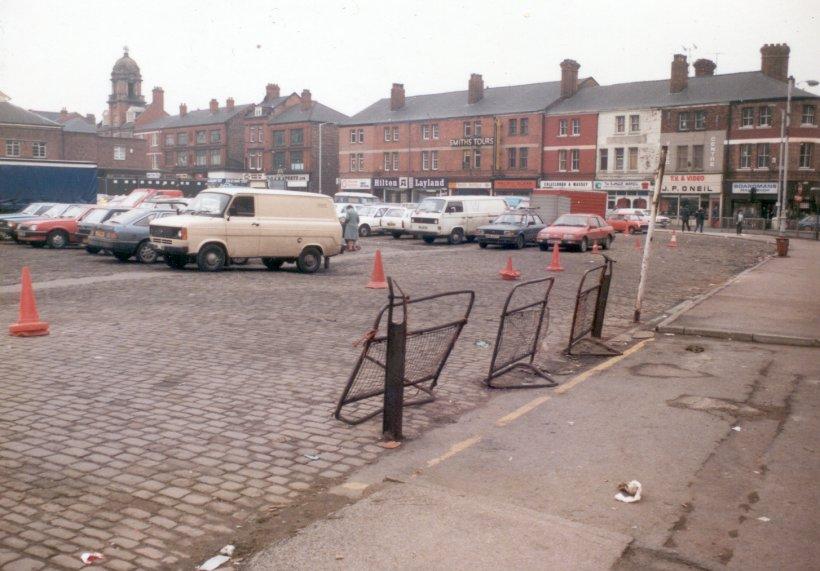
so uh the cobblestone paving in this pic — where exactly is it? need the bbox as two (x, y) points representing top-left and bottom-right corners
(0, 232), (772, 569)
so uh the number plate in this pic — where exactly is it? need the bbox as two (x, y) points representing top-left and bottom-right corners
(96, 229), (105, 237)
(417, 225), (428, 230)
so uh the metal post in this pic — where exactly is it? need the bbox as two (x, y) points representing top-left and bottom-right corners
(382, 279), (405, 441)
(780, 76), (794, 234)
(777, 109), (786, 229)
(634, 146), (668, 323)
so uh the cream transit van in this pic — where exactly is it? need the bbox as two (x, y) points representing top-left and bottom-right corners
(409, 196), (508, 244)
(149, 187), (342, 273)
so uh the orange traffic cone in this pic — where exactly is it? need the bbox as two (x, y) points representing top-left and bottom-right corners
(9, 267), (49, 337)
(668, 230), (678, 248)
(634, 236), (642, 251)
(547, 243), (564, 272)
(499, 257), (521, 280)
(366, 250), (388, 289)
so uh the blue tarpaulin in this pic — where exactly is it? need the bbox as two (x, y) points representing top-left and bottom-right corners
(0, 160), (97, 209)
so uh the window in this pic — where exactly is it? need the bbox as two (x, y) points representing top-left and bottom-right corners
(151, 133), (158, 147)
(357, 153), (364, 171)
(357, 128), (364, 143)
(384, 127), (391, 142)
(741, 108), (754, 127)
(571, 118), (580, 135)
(229, 196), (255, 217)
(258, 129), (263, 144)
(739, 144), (753, 168)
(384, 152), (391, 171)
(558, 149), (567, 171)
(558, 119), (568, 136)
(678, 112), (690, 131)
(615, 116), (625, 133)
(422, 151), (430, 171)
(164, 151), (172, 165)
(32, 142), (46, 158)
(210, 130), (221, 143)
(799, 143), (814, 169)
(273, 130), (285, 147)
(114, 145), (126, 161)
(446, 201), (464, 213)
(615, 147), (624, 170)
(630, 115), (640, 132)
(462, 150), (471, 170)
(392, 152), (399, 170)
(473, 149), (481, 168)
(432, 124), (439, 139)
(756, 143), (769, 168)
(422, 125), (430, 140)
(628, 147), (638, 171)
(177, 151), (188, 166)
(692, 145), (704, 170)
(520, 118), (529, 135)
(350, 129), (357, 144)
(178, 132), (188, 145)
(694, 110), (706, 130)
(291, 150), (304, 170)
(520, 147), (529, 169)
(151, 155), (160, 169)
(507, 147), (517, 168)
(463, 121), (472, 137)
(210, 149), (221, 165)
(431, 150), (439, 170)
(758, 106), (772, 126)
(599, 148), (608, 171)
(802, 104), (816, 125)
(249, 127), (256, 143)
(196, 130), (206, 144)
(273, 151), (285, 170)
(676, 145), (689, 170)
(474, 121), (482, 137)
(570, 149), (579, 171)
(508, 118), (518, 136)
(392, 127), (399, 141)
(290, 129), (304, 145)
(165, 134), (174, 146)
(254, 106), (263, 117)
(195, 150), (207, 166)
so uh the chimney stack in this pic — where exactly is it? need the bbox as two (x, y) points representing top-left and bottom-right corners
(226, 97), (235, 110)
(468, 73), (484, 104)
(179, 103), (187, 117)
(670, 54), (688, 93)
(59, 108), (69, 121)
(760, 43), (790, 82)
(86, 113), (96, 124)
(300, 89), (312, 111)
(693, 59), (716, 77)
(560, 59), (581, 98)
(265, 83), (281, 102)
(390, 83), (405, 111)
(152, 87), (165, 112)
(209, 98), (219, 113)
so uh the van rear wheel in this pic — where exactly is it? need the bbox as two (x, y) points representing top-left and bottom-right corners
(197, 244), (226, 272)
(296, 247), (322, 273)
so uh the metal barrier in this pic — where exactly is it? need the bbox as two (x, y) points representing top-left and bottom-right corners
(485, 277), (557, 389)
(334, 282), (475, 426)
(567, 254), (620, 356)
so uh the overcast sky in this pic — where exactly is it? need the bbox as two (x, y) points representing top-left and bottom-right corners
(1, 0), (818, 119)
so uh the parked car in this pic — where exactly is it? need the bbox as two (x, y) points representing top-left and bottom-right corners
(0, 203), (68, 241)
(89, 208), (184, 263)
(16, 204), (95, 248)
(476, 211), (546, 249)
(149, 188), (343, 273)
(607, 213), (644, 234)
(410, 196), (508, 244)
(355, 205), (391, 237)
(333, 191), (379, 217)
(77, 206), (133, 253)
(797, 214), (819, 230)
(615, 208), (669, 229)
(379, 206), (416, 239)
(536, 213), (614, 252)
(107, 188), (184, 209)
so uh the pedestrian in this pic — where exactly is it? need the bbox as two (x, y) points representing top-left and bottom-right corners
(343, 205), (360, 251)
(695, 207), (706, 233)
(736, 211), (744, 235)
(681, 209), (691, 232)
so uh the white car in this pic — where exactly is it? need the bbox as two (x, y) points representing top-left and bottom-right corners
(615, 207), (670, 228)
(355, 205), (391, 237)
(380, 206), (417, 239)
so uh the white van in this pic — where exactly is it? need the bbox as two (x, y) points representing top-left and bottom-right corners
(149, 187), (342, 273)
(409, 196), (508, 244)
(333, 191), (378, 217)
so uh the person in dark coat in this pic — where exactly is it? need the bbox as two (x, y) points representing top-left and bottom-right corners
(343, 205), (360, 251)
(736, 211), (744, 235)
(681, 209), (691, 232)
(695, 207), (706, 233)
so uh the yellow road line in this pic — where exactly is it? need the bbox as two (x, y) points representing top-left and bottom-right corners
(426, 435), (482, 468)
(495, 395), (552, 427)
(554, 338), (653, 395)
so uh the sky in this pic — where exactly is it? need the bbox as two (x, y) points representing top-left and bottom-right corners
(0, 0), (818, 120)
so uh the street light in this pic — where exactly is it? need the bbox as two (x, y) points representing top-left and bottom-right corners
(317, 122), (333, 195)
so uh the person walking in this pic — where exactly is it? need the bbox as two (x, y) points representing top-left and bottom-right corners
(695, 207), (706, 233)
(736, 211), (744, 235)
(343, 205), (361, 252)
(681, 209), (691, 232)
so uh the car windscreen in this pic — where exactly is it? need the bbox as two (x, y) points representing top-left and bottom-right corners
(81, 208), (110, 224)
(42, 204), (68, 217)
(62, 205), (85, 218)
(21, 204), (41, 215)
(493, 214), (526, 224)
(385, 208), (405, 217)
(118, 190), (150, 207)
(185, 192), (231, 216)
(111, 209), (152, 226)
(417, 198), (445, 213)
(552, 215), (589, 227)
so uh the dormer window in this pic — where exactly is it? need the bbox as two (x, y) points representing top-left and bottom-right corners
(254, 107), (263, 117)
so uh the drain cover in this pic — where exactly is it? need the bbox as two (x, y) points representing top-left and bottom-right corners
(686, 344), (705, 353)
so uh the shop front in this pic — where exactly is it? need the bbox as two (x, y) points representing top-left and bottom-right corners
(729, 181), (778, 221)
(448, 181), (492, 196)
(339, 177), (374, 197)
(660, 174), (722, 223)
(594, 180), (652, 210)
(412, 177), (448, 203)
(493, 179), (536, 196)
(373, 176), (412, 203)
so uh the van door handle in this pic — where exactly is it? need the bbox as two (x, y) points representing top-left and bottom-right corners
(252, 223), (260, 227)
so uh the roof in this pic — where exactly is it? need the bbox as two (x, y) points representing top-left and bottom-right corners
(345, 80), (577, 125)
(136, 104), (252, 130)
(269, 102), (349, 125)
(258, 95), (289, 109)
(548, 71), (818, 114)
(62, 117), (98, 133)
(112, 50), (140, 76)
(0, 101), (61, 127)
(202, 187), (332, 199)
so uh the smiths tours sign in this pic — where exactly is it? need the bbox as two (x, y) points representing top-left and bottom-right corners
(450, 137), (495, 147)
(661, 174), (721, 194)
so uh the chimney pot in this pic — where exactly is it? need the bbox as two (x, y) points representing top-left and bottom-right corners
(300, 89), (312, 111)
(670, 54), (689, 93)
(226, 97), (235, 110)
(760, 43), (790, 82)
(560, 59), (581, 98)
(265, 83), (281, 101)
(151, 87), (165, 112)
(468, 73), (484, 104)
(59, 108), (68, 120)
(390, 83), (405, 111)
(209, 98), (219, 113)
(179, 103), (187, 117)
(693, 58), (716, 77)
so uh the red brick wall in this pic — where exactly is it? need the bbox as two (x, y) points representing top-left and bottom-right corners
(661, 104), (728, 133)
(0, 125), (63, 160)
(542, 113), (598, 179)
(63, 133), (147, 169)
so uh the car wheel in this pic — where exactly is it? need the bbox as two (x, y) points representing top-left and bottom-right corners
(165, 254), (188, 269)
(579, 237), (589, 252)
(358, 224), (371, 237)
(602, 235), (612, 250)
(422, 236), (435, 244)
(539, 243), (549, 251)
(296, 247), (322, 273)
(46, 230), (68, 249)
(447, 229), (464, 245)
(478, 241), (488, 249)
(515, 235), (525, 249)
(113, 251), (131, 262)
(85, 246), (101, 254)
(197, 244), (226, 272)
(136, 241), (158, 264)
(391, 232), (402, 239)
(262, 257), (284, 271)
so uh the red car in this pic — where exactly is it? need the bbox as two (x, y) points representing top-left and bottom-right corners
(106, 188), (183, 209)
(607, 213), (644, 234)
(16, 205), (96, 249)
(537, 213), (615, 252)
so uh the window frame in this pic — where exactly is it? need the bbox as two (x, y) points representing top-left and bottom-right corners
(558, 149), (567, 172)
(599, 148), (608, 171)
(422, 150), (430, 171)
(627, 147), (638, 171)
(801, 104), (816, 125)
(519, 147), (529, 169)
(739, 144), (753, 168)
(384, 127), (391, 142)
(392, 126), (399, 142)
(273, 130), (285, 147)
(741, 108), (754, 128)
(210, 130), (221, 143)
(432, 124), (439, 139)
(615, 116), (625, 133)
(431, 150), (439, 170)
(614, 147), (624, 170)
(507, 147), (517, 169)
(520, 118), (529, 135)
(678, 112), (690, 131)
(114, 145), (126, 161)
(570, 148), (579, 171)
(196, 130), (206, 144)
(758, 105), (772, 127)
(676, 145), (689, 170)
(694, 110), (706, 130)
(463, 121), (472, 137)
(571, 118), (580, 136)
(290, 128), (304, 146)
(508, 118), (518, 136)
(692, 145), (704, 171)
(558, 119), (567, 136)
(32, 142), (46, 158)
(630, 114), (640, 132)
(210, 149), (221, 166)
(799, 143), (813, 169)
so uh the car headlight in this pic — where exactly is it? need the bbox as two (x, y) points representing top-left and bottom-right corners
(504, 230), (517, 237)
(177, 228), (187, 239)
(475, 229), (484, 235)
(29, 225), (37, 231)
(563, 233), (575, 240)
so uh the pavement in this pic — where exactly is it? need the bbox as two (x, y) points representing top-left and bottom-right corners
(249, 235), (819, 570)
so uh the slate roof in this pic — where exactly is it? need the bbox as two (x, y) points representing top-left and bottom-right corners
(0, 102), (61, 127)
(547, 71), (818, 114)
(62, 117), (98, 133)
(136, 104), (252, 130)
(269, 102), (349, 125)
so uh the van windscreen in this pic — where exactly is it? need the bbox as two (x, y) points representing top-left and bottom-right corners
(186, 192), (231, 216)
(417, 198), (445, 213)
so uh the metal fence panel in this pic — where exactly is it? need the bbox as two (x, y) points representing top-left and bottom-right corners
(567, 255), (620, 356)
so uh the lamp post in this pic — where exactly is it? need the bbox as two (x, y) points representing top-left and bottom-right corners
(317, 122), (332, 195)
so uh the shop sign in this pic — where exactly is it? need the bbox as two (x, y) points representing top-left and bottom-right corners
(449, 137), (495, 147)
(449, 181), (492, 189)
(539, 180), (593, 190)
(283, 174), (310, 188)
(594, 180), (652, 191)
(414, 177), (448, 190)
(661, 174), (721, 194)
(495, 179), (536, 190)
(731, 182), (778, 195)
(372, 177), (411, 189)
(340, 178), (372, 190)
(146, 172), (161, 179)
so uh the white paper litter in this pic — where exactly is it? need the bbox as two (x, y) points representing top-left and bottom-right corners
(757, 516), (771, 522)
(732, 426), (742, 432)
(219, 545), (235, 556)
(615, 480), (642, 503)
(198, 554), (231, 571)
(80, 552), (104, 565)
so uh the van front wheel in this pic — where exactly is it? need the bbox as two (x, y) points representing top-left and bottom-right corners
(297, 247), (323, 273)
(448, 229), (464, 245)
(197, 244), (226, 272)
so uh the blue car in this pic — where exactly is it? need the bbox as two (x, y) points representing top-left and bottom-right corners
(87, 207), (184, 263)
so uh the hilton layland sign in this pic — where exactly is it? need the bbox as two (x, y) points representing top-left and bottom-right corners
(450, 137), (495, 147)
(661, 174), (722, 194)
